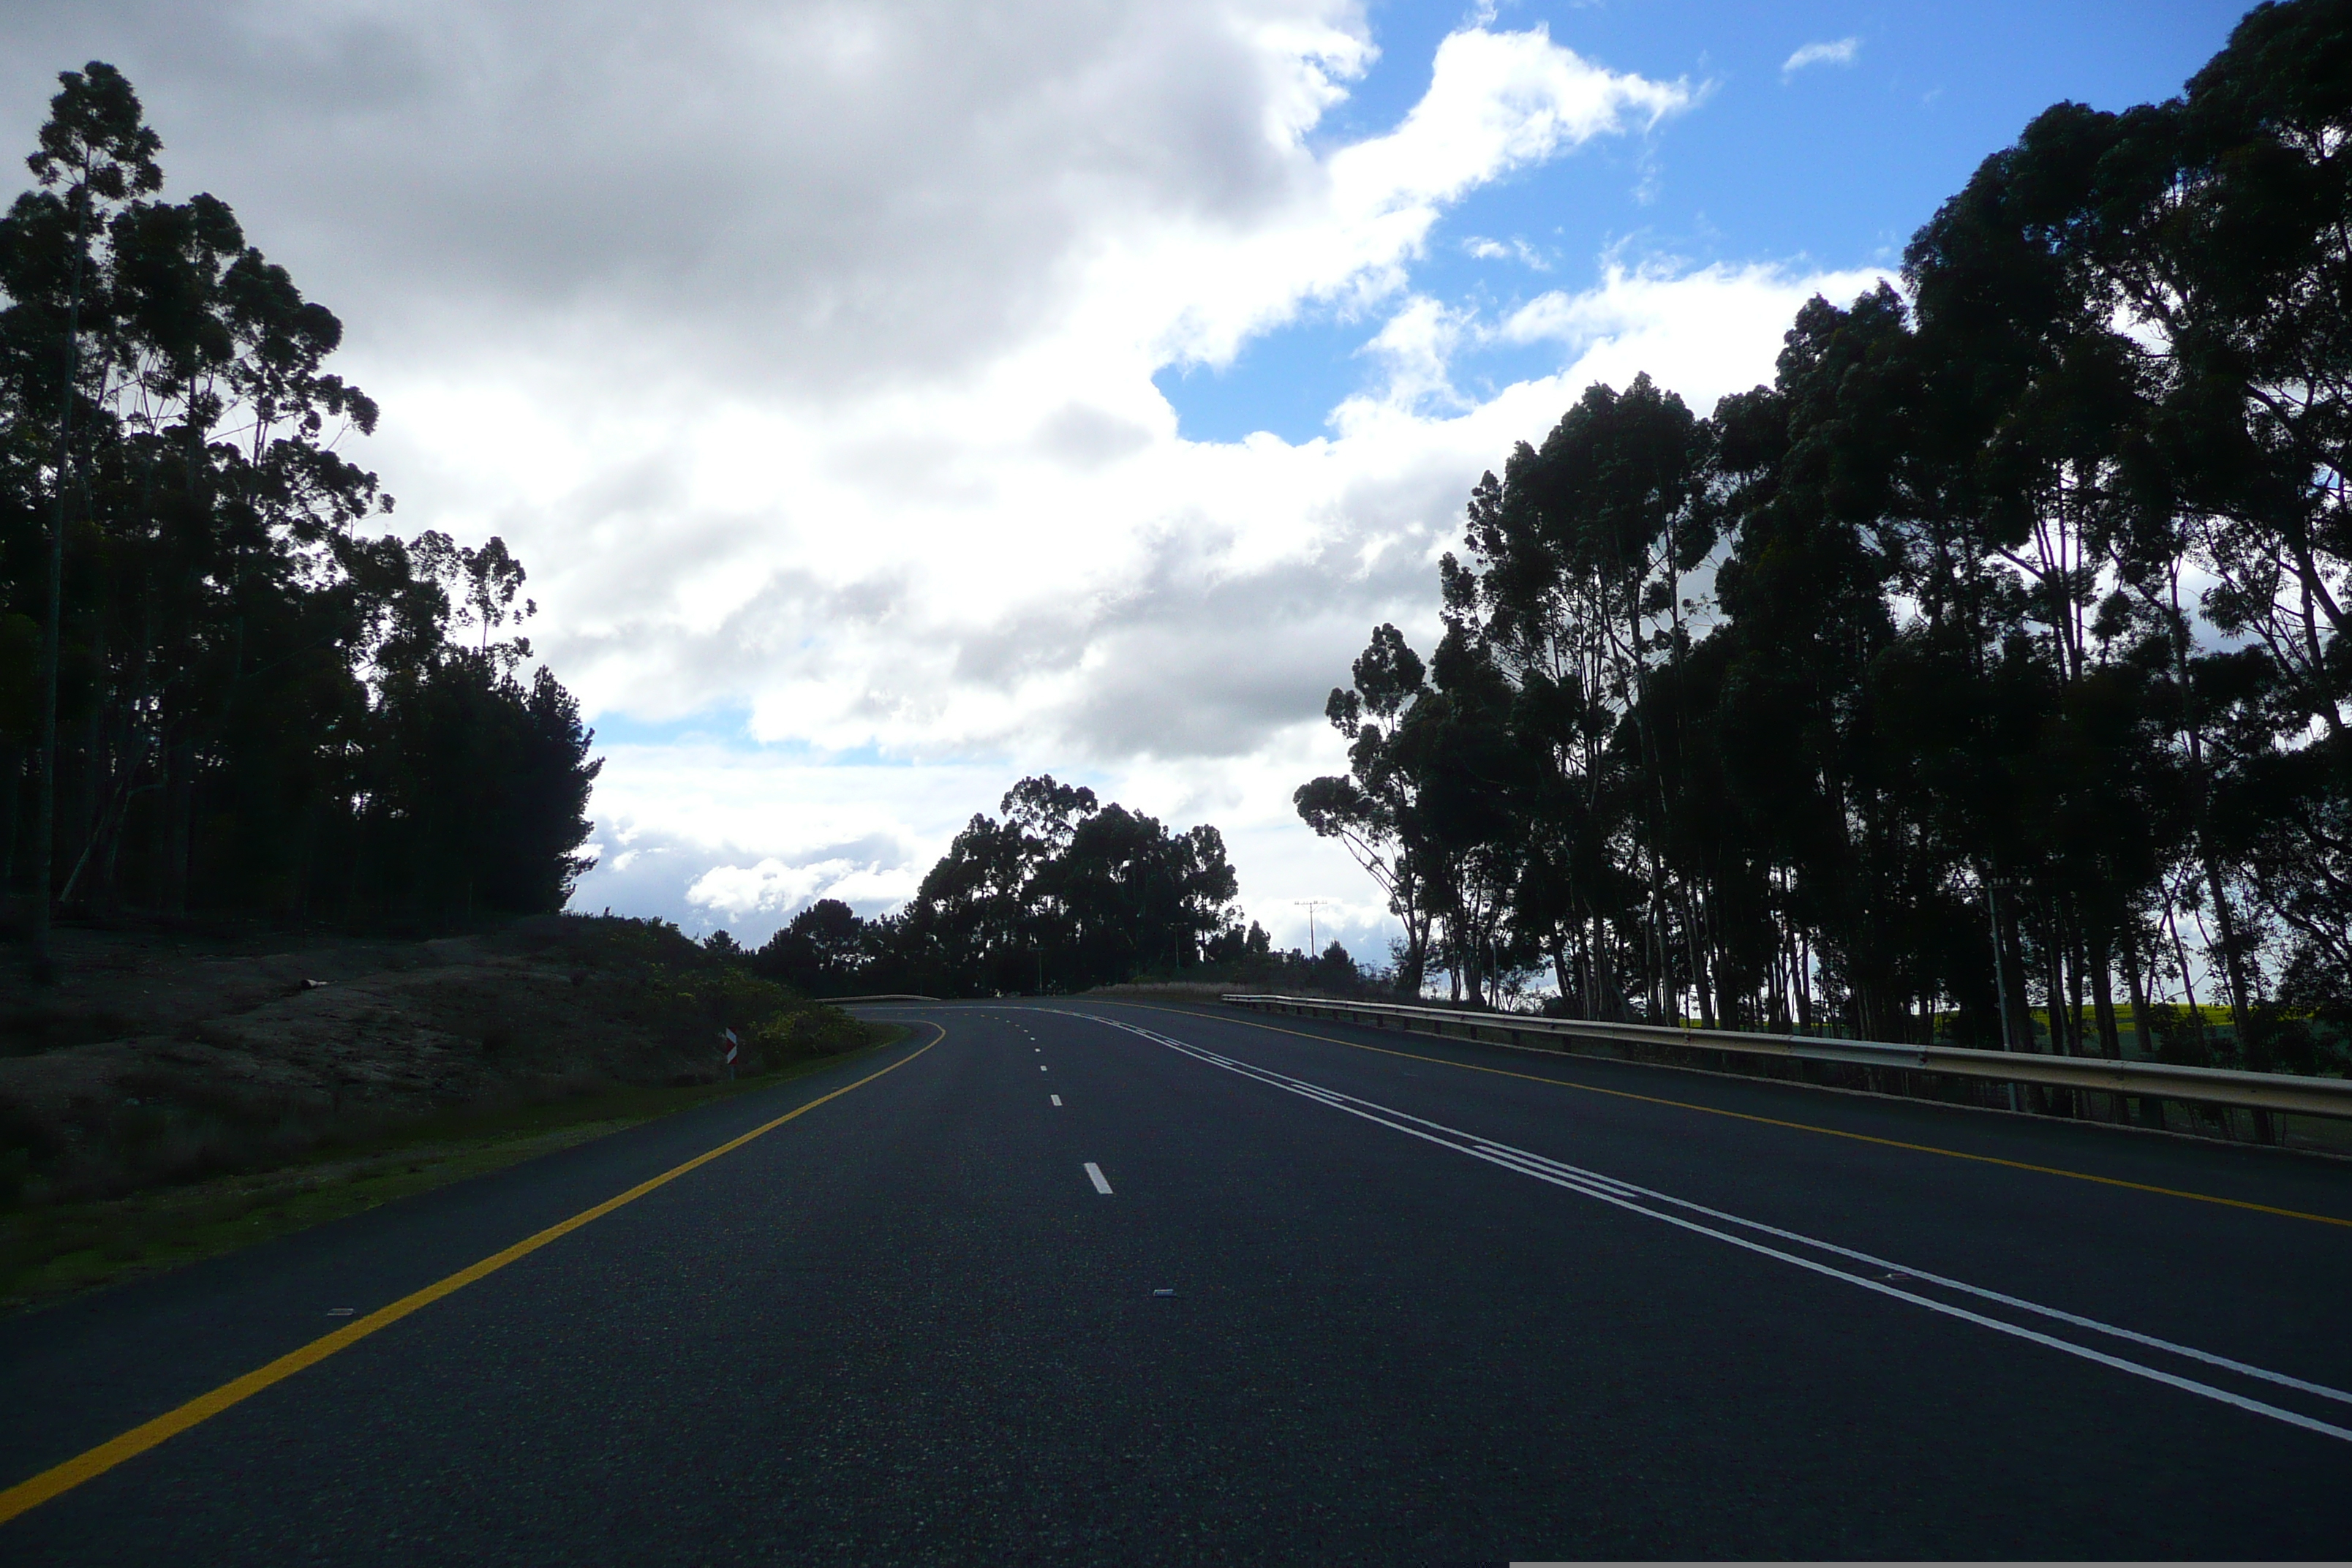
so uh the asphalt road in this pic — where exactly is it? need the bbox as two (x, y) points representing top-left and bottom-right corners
(5, 998), (2351, 1563)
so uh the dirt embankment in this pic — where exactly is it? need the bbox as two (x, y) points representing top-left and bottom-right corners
(0, 914), (864, 1206)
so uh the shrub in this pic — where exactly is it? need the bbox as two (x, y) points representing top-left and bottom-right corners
(748, 1004), (865, 1066)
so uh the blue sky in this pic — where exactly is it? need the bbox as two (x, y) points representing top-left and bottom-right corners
(1160, 0), (2250, 444)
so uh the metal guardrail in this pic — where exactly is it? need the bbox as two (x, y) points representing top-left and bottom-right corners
(1220, 993), (2352, 1122)
(829, 994), (941, 1003)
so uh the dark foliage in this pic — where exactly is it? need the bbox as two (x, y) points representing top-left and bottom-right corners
(1298, 0), (2351, 1074)
(747, 775), (1243, 998)
(0, 65), (600, 940)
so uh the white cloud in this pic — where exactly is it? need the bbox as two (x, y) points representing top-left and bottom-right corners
(0, 5), (1877, 957)
(549, 251), (1897, 949)
(1131, 20), (1697, 372)
(1357, 295), (1476, 413)
(1462, 234), (1550, 268)
(325, 11), (1704, 770)
(1496, 259), (1896, 414)
(1782, 37), (1861, 78)
(686, 858), (921, 924)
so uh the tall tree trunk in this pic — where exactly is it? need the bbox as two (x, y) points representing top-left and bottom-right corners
(1999, 891), (2049, 1113)
(1594, 913), (1621, 1020)
(292, 790), (319, 923)
(0, 741), (18, 888)
(94, 684), (140, 913)
(1687, 886), (1716, 1028)
(2120, 925), (2163, 1127)
(97, 772), (132, 913)
(1571, 923), (1590, 1019)
(1446, 911), (1461, 1004)
(67, 617), (108, 907)
(2085, 923), (2119, 1122)
(1998, 893), (2035, 1056)
(2043, 910), (2070, 1058)
(2067, 911), (2087, 1055)
(2166, 901), (2212, 1066)
(2202, 858), (2273, 1142)
(2046, 907), (2080, 1116)
(2089, 932), (2120, 1059)
(345, 799), (369, 930)
(163, 734), (192, 917)
(148, 728), (170, 911)
(1795, 929), (1813, 1034)
(30, 197), (88, 980)
(1397, 876), (1429, 995)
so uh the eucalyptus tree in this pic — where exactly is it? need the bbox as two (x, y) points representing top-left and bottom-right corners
(1297, 623), (1436, 992)
(881, 775), (1240, 995)
(0, 68), (396, 924)
(1901, 1), (2352, 1064)
(413, 532), (535, 662)
(2154, 0), (2352, 1028)
(1000, 772), (1098, 982)
(1294, 0), (2349, 1096)
(1901, 121), (2158, 1057)
(0, 63), (599, 936)
(1053, 804), (1238, 986)
(897, 810), (1030, 992)
(1710, 290), (1956, 1039)
(753, 897), (868, 995)
(1444, 374), (1716, 1019)
(5, 63), (158, 970)
(1409, 619), (1525, 1006)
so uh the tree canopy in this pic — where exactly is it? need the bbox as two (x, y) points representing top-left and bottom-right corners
(1298, 0), (2352, 1088)
(0, 64), (600, 940)
(747, 775), (1246, 998)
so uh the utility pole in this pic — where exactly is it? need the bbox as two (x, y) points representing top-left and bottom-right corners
(1294, 899), (1329, 955)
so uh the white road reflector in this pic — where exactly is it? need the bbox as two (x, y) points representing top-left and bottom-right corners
(1050, 1095), (1063, 1106)
(1040, 1065), (1048, 1071)
(1084, 1162), (1112, 1194)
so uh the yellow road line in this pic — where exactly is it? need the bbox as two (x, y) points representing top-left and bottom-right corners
(0, 1028), (943, 1528)
(1108, 1003), (2352, 1231)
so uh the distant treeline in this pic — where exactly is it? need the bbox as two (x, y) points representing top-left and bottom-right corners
(1300, 0), (2351, 1075)
(0, 67), (599, 937)
(719, 774), (1353, 998)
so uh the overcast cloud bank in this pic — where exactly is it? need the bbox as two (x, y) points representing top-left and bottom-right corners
(0, 1), (1893, 954)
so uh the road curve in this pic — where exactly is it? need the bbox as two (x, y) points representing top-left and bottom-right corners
(4, 999), (2349, 1562)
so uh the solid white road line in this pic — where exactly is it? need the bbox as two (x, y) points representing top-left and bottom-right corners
(1071, 1010), (2352, 1447)
(1084, 1162), (1113, 1194)
(1463, 1139), (2352, 1411)
(1051, 1095), (1063, 1106)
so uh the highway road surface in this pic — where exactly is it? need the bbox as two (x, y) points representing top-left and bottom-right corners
(5, 998), (2351, 1562)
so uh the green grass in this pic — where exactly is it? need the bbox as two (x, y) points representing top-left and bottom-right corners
(0, 1024), (908, 1316)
